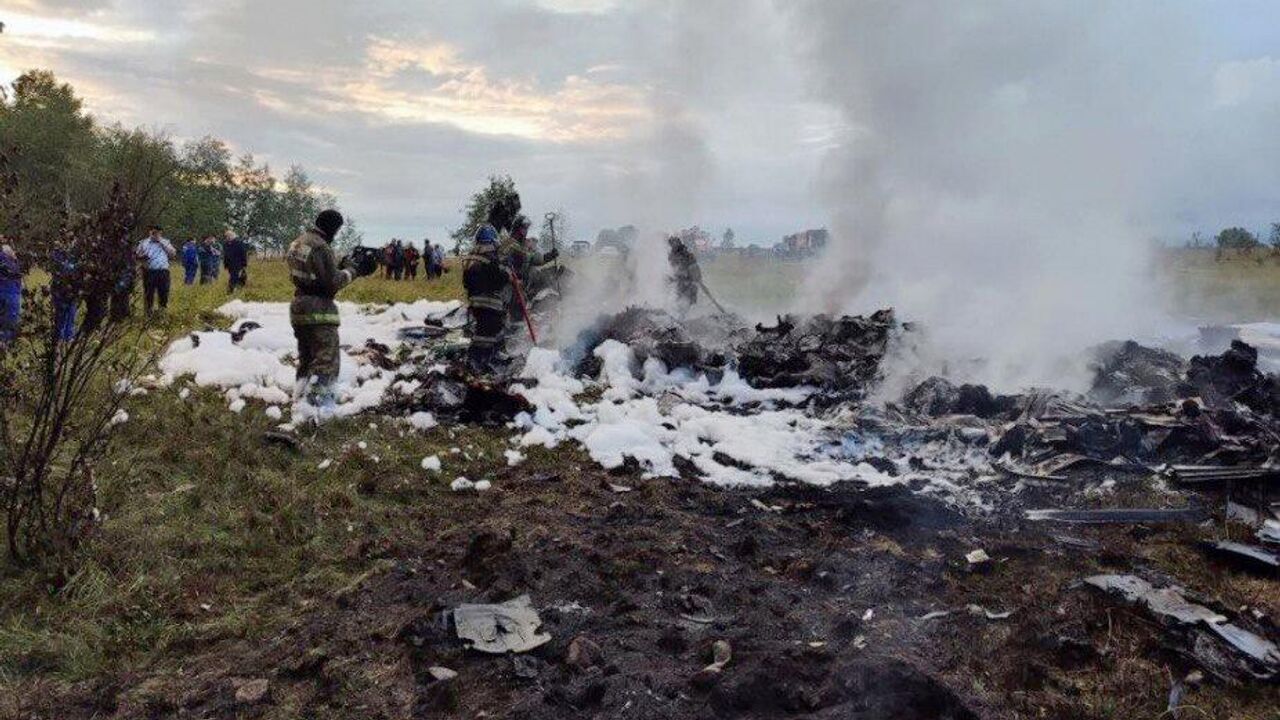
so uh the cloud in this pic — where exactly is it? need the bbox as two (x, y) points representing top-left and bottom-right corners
(532, 0), (621, 15)
(0, 9), (153, 42)
(337, 36), (650, 141)
(3, 0), (113, 15)
(1, 0), (1276, 267)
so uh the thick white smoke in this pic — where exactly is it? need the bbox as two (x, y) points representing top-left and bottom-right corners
(787, 1), (1207, 392)
(551, 0), (1280, 395)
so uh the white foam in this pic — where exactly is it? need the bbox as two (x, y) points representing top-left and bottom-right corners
(160, 300), (460, 422)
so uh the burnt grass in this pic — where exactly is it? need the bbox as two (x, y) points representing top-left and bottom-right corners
(14, 442), (1279, 720)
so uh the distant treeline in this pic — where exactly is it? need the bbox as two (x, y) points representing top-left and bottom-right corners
(0, 70), (359, 250)
(1188, 225), (1280, 252)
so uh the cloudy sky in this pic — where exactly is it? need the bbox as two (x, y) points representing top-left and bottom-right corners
(1, 1), (1279, 249)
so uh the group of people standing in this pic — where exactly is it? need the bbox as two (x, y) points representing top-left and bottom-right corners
(0, 225), (252, 344)
(181, 230), (249, 291)
(381, 240), (445, 281)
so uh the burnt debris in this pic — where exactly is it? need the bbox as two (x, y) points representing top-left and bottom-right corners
(565, 307), (900, 402)
(1089, 339), (1186, 406)
(385, 364), (533, 426)
(735, 310), (896, 396)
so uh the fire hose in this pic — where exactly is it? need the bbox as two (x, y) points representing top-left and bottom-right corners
(697, 278), (728, 315)
(509, 269), (538, 344)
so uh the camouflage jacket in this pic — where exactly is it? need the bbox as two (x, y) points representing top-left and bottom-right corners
(287, 229), (354, 326)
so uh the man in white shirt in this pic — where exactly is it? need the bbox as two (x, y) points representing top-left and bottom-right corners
(135, 225), (175, 315)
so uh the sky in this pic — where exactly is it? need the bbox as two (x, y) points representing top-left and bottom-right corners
(0, 0), (1278, 250)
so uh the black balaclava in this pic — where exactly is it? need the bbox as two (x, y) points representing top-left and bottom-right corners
(315, 210), (344, 241)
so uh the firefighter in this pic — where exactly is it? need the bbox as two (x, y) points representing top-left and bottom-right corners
(286, 210), (375, 411)
(666, 235), (701, 310)
(463, 224), (510, 373)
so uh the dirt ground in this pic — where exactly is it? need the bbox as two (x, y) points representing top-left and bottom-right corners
(15, 452), (1278, 720)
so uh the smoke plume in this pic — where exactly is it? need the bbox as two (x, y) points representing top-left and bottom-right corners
(787, 1), (1207, 391)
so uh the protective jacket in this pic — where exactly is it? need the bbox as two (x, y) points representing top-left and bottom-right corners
(223, 238), (248, 270)
(287, 228), (354, 326)
(463, 251), (510, 358)
(463, 252), (510, 314)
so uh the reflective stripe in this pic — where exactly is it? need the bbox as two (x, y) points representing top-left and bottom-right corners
(468, 296), (505, 312)
(290, 268), (316, 280)
(292, 312), (341, 325)
(470, 334), (500, 347)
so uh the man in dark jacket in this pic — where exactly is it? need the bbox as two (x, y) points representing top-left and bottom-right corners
(390, 240), (405, 280)
(403, 244), (419, 280)
(222, 229), (249, 292)
(463, 224), (510, 373)
(287, 210), (374, 411)
(196, 236), (214, 284)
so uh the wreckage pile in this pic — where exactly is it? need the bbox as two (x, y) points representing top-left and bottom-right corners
(390, 306), (902, 429)
(564, 307), (899, 402)
(737, 310), (897, 397)
(979, 338), (1280, 474)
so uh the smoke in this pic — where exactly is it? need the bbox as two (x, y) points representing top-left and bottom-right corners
(786, 1), (1209, 391)
(551, 0), (730, 347)
(548, 0), (1280, 395)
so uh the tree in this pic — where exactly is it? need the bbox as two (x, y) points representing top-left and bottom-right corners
(262, 166), (321, 253)
(1268, 223), (1280, 250)
(96, 126), (181, 235)
(450, 175), (525, 254)
(1, 159), (156, 567)
(0, 70), (338, 253)
(227, 154), (275, 248)
(165, 136), (232, 239)
(0, 70), (98, 229)
(334, 218), (364, 253)
(1215, 226), (1260, 251)
(722, 227), (736, 249)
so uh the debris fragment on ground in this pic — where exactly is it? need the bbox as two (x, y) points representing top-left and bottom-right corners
(1084, 574), (1280, 682)
(453, 595), (551, 654)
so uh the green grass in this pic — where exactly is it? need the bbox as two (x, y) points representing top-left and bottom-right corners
(0, 385), (529, 685)
(161, 258), (464, 327)
(1161, 247), (1280, 322)
(0, 257), (473, 687)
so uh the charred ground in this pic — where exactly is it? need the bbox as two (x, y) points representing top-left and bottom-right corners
(15, 442), (1278, 720)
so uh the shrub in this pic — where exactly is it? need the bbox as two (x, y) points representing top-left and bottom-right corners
(0, 155), (156, 569)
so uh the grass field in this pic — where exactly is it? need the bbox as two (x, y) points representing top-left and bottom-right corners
(1161, 247), (1280, 322)
(3, 249), (1280, 715)
(0, 258), (488, 694)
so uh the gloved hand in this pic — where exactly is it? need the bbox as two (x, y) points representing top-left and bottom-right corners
(338, 254), (354, 272)
(543, 247), (559, 262)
